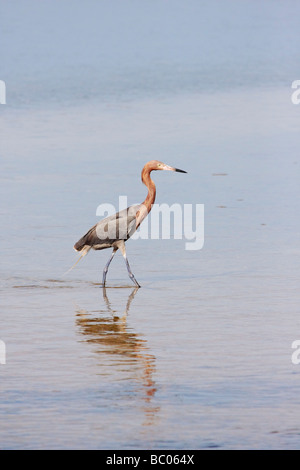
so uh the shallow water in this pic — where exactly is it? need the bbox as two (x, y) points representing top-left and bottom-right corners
(1, 0), (300, 450)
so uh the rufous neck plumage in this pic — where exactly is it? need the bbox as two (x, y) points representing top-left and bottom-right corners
(141, 163), (157, 213)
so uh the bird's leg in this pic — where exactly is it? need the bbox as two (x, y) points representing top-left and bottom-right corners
(124, 257), (141, 288)
(117, 241), (141, 288)
(102, 247), (118, 286)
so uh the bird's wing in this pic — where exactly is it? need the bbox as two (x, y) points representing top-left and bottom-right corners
(96, 205), (142, 241)
(74, 205), (142, 251)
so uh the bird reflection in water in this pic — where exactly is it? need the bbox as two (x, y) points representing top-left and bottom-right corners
(75, 287), (159, 426)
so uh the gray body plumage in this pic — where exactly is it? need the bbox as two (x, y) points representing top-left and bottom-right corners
(74, 204), (142, 252)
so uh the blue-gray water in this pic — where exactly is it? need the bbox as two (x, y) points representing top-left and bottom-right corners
(1, 0), (300, 449)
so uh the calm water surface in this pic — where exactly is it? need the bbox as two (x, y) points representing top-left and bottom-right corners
(1, 0), (300, 449)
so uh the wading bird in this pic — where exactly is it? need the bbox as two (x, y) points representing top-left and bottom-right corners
(73, 160), (186, 287)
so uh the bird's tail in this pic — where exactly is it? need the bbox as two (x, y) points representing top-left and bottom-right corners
(64, 245), (91, 275)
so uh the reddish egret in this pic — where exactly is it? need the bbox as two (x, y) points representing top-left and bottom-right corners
(73, 160), (186, 287)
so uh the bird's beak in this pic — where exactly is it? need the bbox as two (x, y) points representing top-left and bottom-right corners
(162, 164), (187, 173)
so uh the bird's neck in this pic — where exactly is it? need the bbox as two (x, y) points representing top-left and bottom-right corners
(141, 167), (156, 213)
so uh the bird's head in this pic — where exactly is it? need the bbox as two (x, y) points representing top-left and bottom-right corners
(146, 160), (187, 173)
